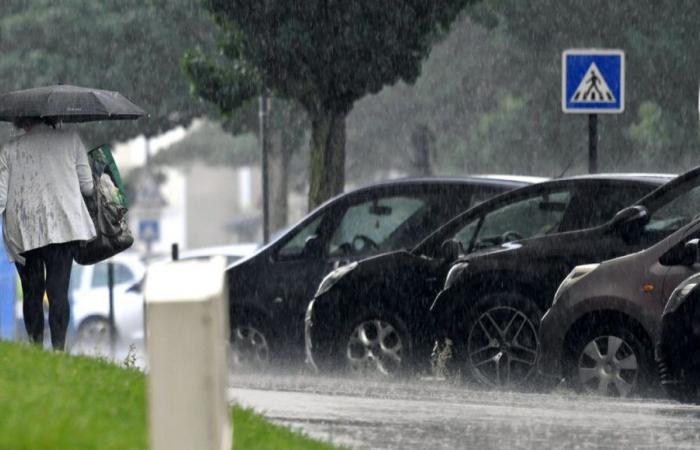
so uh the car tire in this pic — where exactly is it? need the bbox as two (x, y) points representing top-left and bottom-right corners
(563, 322), (655, 397)
(337, 311), (411, 378)
(454, 292), (542, 389)
(229, 317), (272, 371)
(73, 317), (113, 356)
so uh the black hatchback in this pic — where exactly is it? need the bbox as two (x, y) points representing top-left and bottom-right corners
(225, 176), (538, 366)
(306, 174), (670, 375)
(432, 168), (700, 389)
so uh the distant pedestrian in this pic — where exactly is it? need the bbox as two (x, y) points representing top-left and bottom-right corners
(0, 117), (96, 350)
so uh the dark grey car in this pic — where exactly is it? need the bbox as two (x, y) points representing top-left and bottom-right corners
(539, 218), (700, 397)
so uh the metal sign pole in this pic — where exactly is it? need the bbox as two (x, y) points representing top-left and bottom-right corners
(588, 114), (598, 173)
(562, 49), (624, 173)
(107, 260), (116, 359)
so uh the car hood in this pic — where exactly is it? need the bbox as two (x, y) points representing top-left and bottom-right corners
(326, 249), (438, 295)
(344, 249), (433, 280)
(456, 227), (603, 268)
(664, 272), (700, 316)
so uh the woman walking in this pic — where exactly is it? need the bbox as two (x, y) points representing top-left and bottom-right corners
(0, 117), (96, 350)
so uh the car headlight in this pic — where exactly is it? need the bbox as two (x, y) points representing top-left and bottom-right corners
(552, 263), (599, 306)
(665, 282), (698, 314)
(444, 262), (469, 290)
(315, 262), (358, 297)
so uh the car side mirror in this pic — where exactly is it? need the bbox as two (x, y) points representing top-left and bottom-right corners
(302, 235), (324, 258)
(440, 239), (462, 263)
(609, 205), (649, 242)
(682, 238), (700, 266)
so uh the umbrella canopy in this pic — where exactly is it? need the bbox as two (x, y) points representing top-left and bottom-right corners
(0, 85), (145, 123)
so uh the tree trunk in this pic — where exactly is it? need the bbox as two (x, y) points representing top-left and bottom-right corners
(308, 109), (346, 211)
(268, 128), (290, 233)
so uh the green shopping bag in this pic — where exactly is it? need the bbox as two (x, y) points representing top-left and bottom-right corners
(87, 143), (129, 208)
(74, 144), (133, 265)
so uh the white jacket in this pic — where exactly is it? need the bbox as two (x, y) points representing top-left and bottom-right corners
(0, 124), (96, 263)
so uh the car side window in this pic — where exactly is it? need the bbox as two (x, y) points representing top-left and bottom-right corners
(645, 185), (700, 237)
(91, 263), (135, 288)
(277, 215), (324, 260)
(560, 185), (652, 231)
(328, 196), (427, 257)
(470, 188), (504, 206)
(468, 190), (572, 251)
(451, 217), (481, 252)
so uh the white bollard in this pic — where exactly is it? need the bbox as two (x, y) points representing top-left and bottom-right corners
(145, 256), (231, 450)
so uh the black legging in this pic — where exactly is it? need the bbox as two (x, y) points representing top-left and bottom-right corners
(16, 242), (76, 350)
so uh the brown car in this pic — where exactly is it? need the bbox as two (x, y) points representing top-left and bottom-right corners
(539, 218), (700, 397)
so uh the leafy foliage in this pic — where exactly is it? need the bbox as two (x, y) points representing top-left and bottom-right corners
(0, 0), (217, 146)
(349, 2), (700, 180)
(198, 0), (476, 208)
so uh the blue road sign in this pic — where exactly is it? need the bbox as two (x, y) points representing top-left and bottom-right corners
(562, 49), (625, 113)
(139, 219), (160, 243)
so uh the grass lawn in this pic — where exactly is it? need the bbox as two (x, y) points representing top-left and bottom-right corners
(0, 341), (337, 450)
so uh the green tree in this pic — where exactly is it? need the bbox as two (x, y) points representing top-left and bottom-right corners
(184, 38), (308, 230)
(200, 0), (475, 209)
(469, 0), (700, 172)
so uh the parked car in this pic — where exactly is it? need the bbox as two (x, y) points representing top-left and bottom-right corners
(226, 176), (542, 366)
(539, 218), (700, 397)
(70, 244), (257, 355)
(67, 254), (146, 354)
(431, 168), (700, 389)
(306, 174), (671, 375)
(656, 270), (700, 403)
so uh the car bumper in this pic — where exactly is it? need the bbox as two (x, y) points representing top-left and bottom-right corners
(304, 293), (341, 372)
(537, 305), (571, 387)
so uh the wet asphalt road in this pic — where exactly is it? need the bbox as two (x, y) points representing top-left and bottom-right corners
(229, 373), (700, 449)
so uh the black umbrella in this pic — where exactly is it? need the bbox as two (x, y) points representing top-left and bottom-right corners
(0, 84), (146, 123)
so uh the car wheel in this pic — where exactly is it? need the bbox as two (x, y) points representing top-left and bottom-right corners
(229, 321), (270, 371)
(344, 316), (407, 377)
(565, 323), (653, 397)
(457, 292), (541, 388)
(74, 317), (113, 356)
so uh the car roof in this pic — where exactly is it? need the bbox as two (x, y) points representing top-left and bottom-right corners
(348, 173), (672, 197)
(563, 173), (676, 184)
(349, 175), (543, 192)
(472, 174), (550, 184)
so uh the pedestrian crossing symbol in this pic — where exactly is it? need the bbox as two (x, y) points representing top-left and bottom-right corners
(562, 49), (624, 113)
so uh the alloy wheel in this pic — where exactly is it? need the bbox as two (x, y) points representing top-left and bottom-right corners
(230, 325), (270, 370)
(346, 319), (403, 376)
(577, 335), (638, 397)
(467, 306), (539, 387)
(74, 319), (111, 356)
